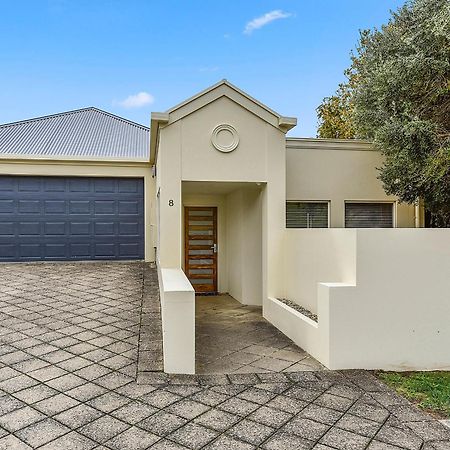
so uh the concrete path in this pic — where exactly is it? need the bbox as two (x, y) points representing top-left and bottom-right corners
(0, 262), (448, 449)
(196, 295), (324, 374)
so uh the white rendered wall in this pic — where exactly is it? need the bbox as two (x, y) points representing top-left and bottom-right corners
(225, 188), (263, 305)
(327, 229), (450, 370)
(265, 229), (450, 370)
(226, 189), (243, 301)
(158, 266), (195, 374)
(157, 122), (182, 268)
(282, 230), (356, 314)
(286, 144), (416, 228)
(241, 188), (263, 305)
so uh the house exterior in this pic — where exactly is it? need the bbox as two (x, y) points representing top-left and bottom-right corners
(1, 80), (448, 374)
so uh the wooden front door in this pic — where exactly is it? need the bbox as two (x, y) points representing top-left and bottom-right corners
(184, 206), (217, 294)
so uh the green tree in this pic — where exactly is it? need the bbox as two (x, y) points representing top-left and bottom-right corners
(317, 0), (450, 225)
(316, 77), (356, 139)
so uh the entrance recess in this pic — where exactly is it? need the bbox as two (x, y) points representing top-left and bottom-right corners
(184, 206), (217, 293)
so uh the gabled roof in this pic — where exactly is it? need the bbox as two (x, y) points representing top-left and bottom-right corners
(150, 79), (297, 163)
(0, 107), (150, 160)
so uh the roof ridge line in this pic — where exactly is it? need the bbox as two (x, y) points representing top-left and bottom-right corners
(0, 107), (149, 130)
(88, 107), (149, 130)
(0, 107), (95, 128)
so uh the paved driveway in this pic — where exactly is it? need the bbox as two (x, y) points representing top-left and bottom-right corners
(0, 262), (449, 449)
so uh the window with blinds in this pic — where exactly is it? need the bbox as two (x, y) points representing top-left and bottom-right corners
(286, 202), (329, 228)
(345, 202), (394, 228)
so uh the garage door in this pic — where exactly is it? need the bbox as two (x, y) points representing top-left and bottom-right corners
(0, 176), (144, 262)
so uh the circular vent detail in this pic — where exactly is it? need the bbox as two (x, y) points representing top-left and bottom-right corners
(211, 124), (239, 153)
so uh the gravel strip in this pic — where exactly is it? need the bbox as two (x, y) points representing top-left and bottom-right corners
(277, 298), (318, 322)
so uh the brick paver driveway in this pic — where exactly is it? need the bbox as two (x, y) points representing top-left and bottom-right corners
(0, 262), (449, 449)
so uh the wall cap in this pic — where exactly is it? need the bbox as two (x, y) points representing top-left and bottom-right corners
(286, 137), (374, 151)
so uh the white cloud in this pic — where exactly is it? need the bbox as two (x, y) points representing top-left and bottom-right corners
(118, 92), (154, 109)
(244, 10), (292, 35)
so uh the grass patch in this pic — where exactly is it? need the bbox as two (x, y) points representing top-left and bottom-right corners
(377, 371), (450, 418)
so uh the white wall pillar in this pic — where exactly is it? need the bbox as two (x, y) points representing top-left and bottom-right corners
(158, 123), (183, 268)
(263, 126), (287, 303)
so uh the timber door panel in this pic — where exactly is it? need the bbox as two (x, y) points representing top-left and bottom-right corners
(184, 206), (217, 293)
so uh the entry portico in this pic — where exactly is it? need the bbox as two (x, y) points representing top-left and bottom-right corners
(151, 80), (296, 308)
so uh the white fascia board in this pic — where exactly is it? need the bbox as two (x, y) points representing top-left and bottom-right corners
(164, 80), (296, 133)
(150, 112), (169, 164)
(166, 79), (281, 119)
(286, 137), (374, 151)
(0, 155), (150, 165)
(279, 116), (297, 132)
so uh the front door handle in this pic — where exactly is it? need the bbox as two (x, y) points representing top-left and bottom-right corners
(211, 243), (217, 253)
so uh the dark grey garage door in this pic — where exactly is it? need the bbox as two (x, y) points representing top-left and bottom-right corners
(0, 176), (144, 261)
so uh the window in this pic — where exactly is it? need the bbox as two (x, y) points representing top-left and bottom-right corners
(345, 202), (394, 228)
(286, 202), (329, 228)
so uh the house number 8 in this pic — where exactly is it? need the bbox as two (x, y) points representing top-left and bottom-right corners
(168, 200), (174, 207)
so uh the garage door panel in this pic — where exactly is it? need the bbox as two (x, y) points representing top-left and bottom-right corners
(45, 200), (66, 214)
(44, 222), (66, 236)
(0, 176), (144, 262)
(0, 178), (14, 191)
(19, 200), (40, 214)
(69, 179), (90, 192)
(119, 243), (140, 257)
(95, 179), (116, 193)
(70, 222), (91, 235)
(69, 201), (91, 214)
(118, 179), (140, 193)
(19, 222), (41, 235)
(95, 200), (115, 215)
(0, 244), (15, 258)
(70, 243), (91, 258)
(20, 243), (41, 258)
(45, 244), (66, 258)
(0, 199), (14, 213)
(44, 178), (66, 192)
(95, 222), (115, 235)
(119, 201), (139, 215)
(95, 243), (116, 257)
(19, 178), (41, 192)
(119, 222), (139, 236)
(0, 223), (14, 236)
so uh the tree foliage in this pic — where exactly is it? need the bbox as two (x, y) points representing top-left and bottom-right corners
(316, 77), (356, 139)
(317, 0), (450, 225)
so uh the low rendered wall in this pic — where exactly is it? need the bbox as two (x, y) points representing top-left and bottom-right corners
(327, 229), (450, 370)
(282, 229), (356, 314)
(158, 265), (195, 374)
(265, 229), (450, 371)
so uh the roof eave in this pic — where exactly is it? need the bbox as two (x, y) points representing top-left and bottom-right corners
(279, 116), (297, 132)
(286, 137), (374, 151)
(0, 154), (150, 164)
(150, 112), (169, 165)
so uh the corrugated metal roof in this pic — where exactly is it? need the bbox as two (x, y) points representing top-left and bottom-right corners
(0, 107), (150, 160)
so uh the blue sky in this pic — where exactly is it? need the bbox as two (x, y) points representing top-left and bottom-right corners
(0, 0), (403, 137)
